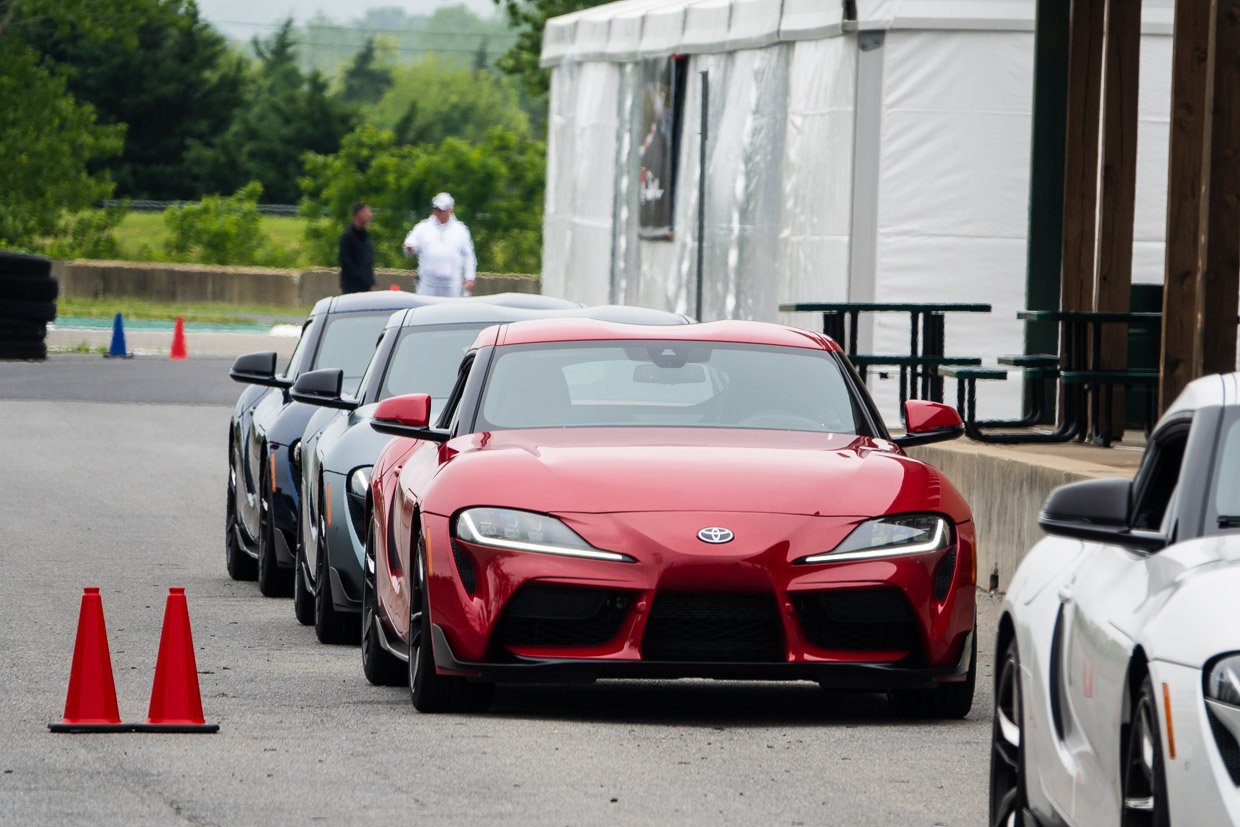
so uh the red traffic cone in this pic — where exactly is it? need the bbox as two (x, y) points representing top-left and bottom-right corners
(49, 587), (131, 732)
(389, 283), (400, 290)
(132, 588), (218, 733)
(169, 316), (188, 360)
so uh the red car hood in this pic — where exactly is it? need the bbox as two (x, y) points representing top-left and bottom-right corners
(427, 428), (968, 520)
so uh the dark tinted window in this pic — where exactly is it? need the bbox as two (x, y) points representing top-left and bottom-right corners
(311, 312), (392, 395)
(381, 324), (489, 406)
(477, 341), (860, 433)
(1209, 412), (1240, 534)
(1132, 425), (1189, 531)
(282, 316), (320, 379)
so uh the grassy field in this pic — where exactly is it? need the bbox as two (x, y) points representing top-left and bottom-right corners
(58, 296), (309, 325)
(113, 212), (314, 265)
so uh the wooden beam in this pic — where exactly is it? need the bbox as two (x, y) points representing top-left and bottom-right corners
(1160, 0), (1213, 409)
(1096, 0), (1141, 318)
(1095, 0), (1142, 435)
(1060, 0), (1107, 314)
(1197, 0), (1240, 376)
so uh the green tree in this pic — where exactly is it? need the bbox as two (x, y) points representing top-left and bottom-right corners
(163, 181), (294, 266)
(0, 39), (123, 248)
(299, 124), (544, 273)
(338, 36), (393, 106)
(492, 0), (608, 101)
(199, 20), (355, 204)
(22, 0), (247, 200)
(368, 56), (529, 148)
(0, 0), (136, 248)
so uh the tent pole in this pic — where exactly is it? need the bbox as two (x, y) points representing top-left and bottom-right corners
(696, 69), (708, 321)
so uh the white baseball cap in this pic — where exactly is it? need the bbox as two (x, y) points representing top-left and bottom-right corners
(431, 192), (455, 211)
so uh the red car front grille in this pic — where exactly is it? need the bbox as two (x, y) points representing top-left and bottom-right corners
(641, 592), (783, 662)
(791, 589), (920, 654)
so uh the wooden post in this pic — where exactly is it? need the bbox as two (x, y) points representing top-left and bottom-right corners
(1160, 0), (1214, 409)
(1060, 0), (1107, 315)
(1095, 0), (1142, 435)
(1197, 0), (1240, 376)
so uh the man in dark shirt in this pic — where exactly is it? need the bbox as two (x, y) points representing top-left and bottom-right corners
(338, 202), (375, 293)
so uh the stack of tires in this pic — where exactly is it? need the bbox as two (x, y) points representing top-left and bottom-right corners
(0, 251), (57, 361)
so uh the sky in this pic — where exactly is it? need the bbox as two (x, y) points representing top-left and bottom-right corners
(195, 0), (499, 39)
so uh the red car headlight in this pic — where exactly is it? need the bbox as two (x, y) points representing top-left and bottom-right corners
(798, 514), (951, 564)
(455, 507), (635, 563)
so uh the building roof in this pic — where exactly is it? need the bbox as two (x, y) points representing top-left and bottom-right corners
(541, 0), (1173, 67)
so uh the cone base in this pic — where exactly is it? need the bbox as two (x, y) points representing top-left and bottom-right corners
(48, 722), (134, 733)
(102, 353), (133, 359)
(131, 722), (219, 733)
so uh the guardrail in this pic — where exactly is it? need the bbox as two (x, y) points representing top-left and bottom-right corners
(102, 200), (300, 216)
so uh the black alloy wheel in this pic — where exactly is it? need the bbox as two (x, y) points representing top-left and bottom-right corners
(314, 481), (356, 644)
(889, 628), (977, 719)
(256, 467), (292, 597)
(407, 533), (493, 714)
(292, 515), (314, 625)
(362, 525), (405, 686)
(989, 638), (1026, 826)
(1121, 675), (1171, 826)
(225, 445), (256, 581)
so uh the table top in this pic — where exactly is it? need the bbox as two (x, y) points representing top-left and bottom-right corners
(780, 302), (992, 313)
(850, 355), (983, 366)
(1017, 309), (1162, 323)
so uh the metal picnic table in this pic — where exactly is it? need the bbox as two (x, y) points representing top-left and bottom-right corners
(780, 301), (993, 403)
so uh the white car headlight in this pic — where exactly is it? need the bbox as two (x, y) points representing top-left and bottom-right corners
(799, 514), (951, 564)
(455, 507), (633, 562)
(1208, 654), (1240, 707)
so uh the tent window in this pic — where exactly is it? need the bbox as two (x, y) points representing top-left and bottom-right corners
(638, 55), (688, 239)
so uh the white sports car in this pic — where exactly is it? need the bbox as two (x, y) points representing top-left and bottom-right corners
(990, 373), (1240, 826)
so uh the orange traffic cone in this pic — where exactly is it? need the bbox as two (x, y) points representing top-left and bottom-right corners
(132, 588), (218, 733)
(169, 317), (187, 360)
(389, 283), (400, 290)
(49, 587), (131, 732)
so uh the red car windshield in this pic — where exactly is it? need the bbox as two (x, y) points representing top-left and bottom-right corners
(477, 341), (862, 434)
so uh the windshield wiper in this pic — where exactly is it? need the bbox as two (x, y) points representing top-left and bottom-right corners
(1218, 515), (1240, 528)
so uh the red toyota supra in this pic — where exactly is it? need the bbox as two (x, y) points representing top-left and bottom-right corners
(362, 319), (977, 715)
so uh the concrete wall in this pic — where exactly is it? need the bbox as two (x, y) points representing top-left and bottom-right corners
(52, 260), (541, 307)
(909, 441), (1140, 590)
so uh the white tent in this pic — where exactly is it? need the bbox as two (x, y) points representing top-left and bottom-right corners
(540, 0), (1174, 421)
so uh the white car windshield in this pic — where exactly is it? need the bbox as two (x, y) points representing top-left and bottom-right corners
(476, 341), (862, 433)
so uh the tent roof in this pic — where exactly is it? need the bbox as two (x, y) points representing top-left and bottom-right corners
(541, 0), (1173, 67)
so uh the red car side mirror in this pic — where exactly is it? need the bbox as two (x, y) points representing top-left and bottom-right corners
(894, 400), (964, 448)
(371, 393), (451, 443)
(374, 393), (432, 428)
(905, 400), (963, 434)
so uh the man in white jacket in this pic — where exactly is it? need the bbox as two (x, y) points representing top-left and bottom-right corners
(402, 192), (477, 296)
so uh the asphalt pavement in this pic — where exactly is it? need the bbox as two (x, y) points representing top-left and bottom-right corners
(0, 356), (1000, 825)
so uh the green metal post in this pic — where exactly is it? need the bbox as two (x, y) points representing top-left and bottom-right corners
(1025, 0), (1071, 419)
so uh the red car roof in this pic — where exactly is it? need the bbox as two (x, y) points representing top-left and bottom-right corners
(471, 319), (839, 351)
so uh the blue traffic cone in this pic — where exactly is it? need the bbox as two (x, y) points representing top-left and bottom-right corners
(103, 312), (131, 359)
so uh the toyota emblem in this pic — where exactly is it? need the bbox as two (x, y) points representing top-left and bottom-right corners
(697, 526), (734, 544)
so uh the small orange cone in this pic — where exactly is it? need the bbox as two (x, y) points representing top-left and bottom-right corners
(49, 587), (131, 732)
(132, 588), (218, 733)
(169, 317), (188, 360)
(389, 283), (400, 290)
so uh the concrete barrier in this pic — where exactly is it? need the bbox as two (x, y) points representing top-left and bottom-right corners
(909, 440), (1141, 590)
(51, 260), (541, 308)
